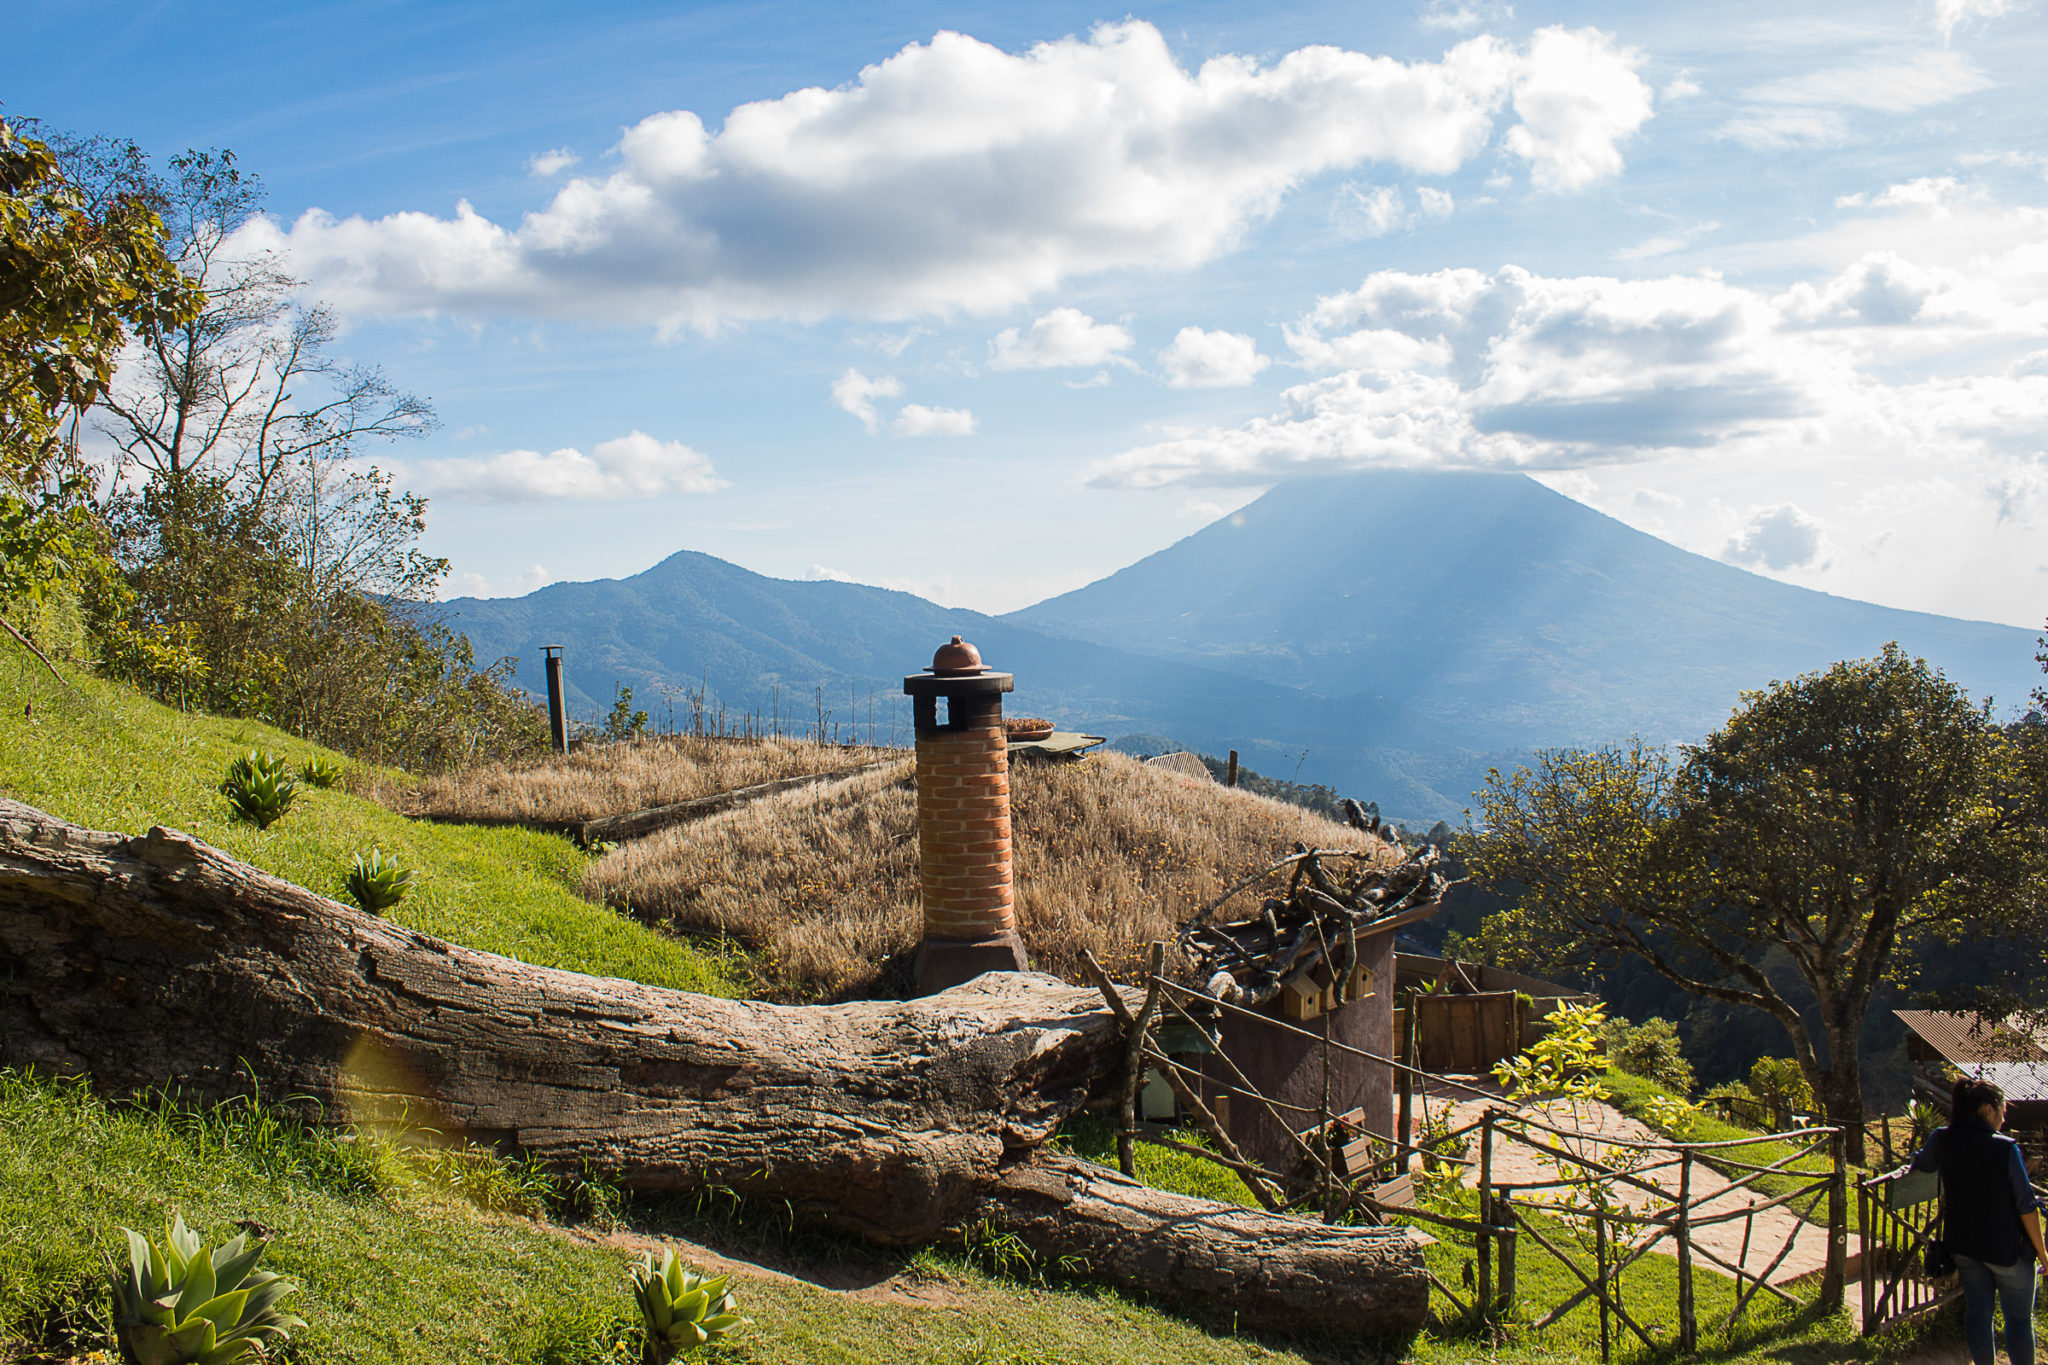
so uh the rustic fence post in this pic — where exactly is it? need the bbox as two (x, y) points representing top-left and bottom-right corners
(1493, 1187), (1517, 1321)
(1398, 991), (1416, 1164)
(1594, 1204), (1611, 1365)
(1118, 941), (1167, 1178)
(1676, 1148), (1698, 1351)
(1477, 1109), (1495, 1323)
(1822, 1126), (1848, 1313)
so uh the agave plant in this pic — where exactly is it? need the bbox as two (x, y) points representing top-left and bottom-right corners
(108, 1214), (303, 1365)
(627, 1248), (744, 1361)
(219, 750), (298, 830)
(345, 847), (416, 915)
(297, 754), (345, 790)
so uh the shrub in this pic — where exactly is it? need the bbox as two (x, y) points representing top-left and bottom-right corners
(1602, 1015), (1696, 1096)
(297, 753), (345, 789)
(1748, 1056), (1815, 1126)
(626, 1248), (744, 1361)
(218, 750), (297, 829)
(605, 683), (650, 742)
(108, 1213), (304, 1365)
(345, 847), (415, 915)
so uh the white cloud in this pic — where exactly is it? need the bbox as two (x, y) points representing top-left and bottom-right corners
(1717, 107), (1852, 151)
(528, 148), (578, 176)
(989, 307), (1133, 370)
(1159, 327), (1272, 388)
(1504, 27), (1654, 192)
(1066, 371), (1112, 389)
(242, 22), (1654, 331)
(1613, 219), (1720, 262)
(891, 404), (976, 436)
(1419, 0), (1515, 32)
(1743, 51), (1990, 113)
(413, 431), (727, 502)
(443, 564), (556, 599)
(1718, 51), (1990, 150)
(1332, 183), (1412, 237)
(1662, 75), (1702, 101)
(1178, 497), (1228, 519)
(1935, 0), (2014, 41)
(805, 564), (857, 582)
(1418, 187), (1456, 217)
(1723, 504), (1829, 570)
(1086, 227), (2048, 494)
(831, 368), (903, 434)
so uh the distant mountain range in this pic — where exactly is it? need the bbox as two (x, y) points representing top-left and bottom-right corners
(439, 470), (2042, 822)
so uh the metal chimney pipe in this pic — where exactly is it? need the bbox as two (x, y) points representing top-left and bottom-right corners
(543, 646), (568, 754)
(904, 636), (1027, 994)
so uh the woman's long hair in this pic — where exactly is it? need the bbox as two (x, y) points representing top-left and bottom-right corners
(1953, 1074), (2006, 1122)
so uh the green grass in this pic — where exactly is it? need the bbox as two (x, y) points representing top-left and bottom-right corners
(1600, 1070), (1862, 1231)
(0, 644), (739, 996)
(1049, 1114), (1262, 1208)
(0, 1069), (1394, 1365)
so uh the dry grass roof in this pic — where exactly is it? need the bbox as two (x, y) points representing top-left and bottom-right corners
(582, 751), (1389, 1002)
(367, 735), (902, 825)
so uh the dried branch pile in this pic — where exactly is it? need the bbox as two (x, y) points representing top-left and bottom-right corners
(1180, 843), (1450, 1007)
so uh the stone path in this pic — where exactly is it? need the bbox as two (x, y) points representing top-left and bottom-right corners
(1429, 1081), (1836, 1288)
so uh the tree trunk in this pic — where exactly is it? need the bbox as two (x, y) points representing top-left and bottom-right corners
(960, 1154), (1430, 1338)
(0, 800), (1427, 1338)
(1821, 1018), (1867, 1165)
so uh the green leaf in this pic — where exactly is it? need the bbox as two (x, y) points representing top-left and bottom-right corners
(209, 1237), (265, 1291)
(190, 1288), (250, 1333)
(174, 1248), (217, 1320)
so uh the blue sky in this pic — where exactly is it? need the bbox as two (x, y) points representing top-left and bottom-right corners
(10, 0), (2048, 625)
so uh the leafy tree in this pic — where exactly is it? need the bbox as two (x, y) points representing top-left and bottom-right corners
(605, 684), (650, 741)
(0, 116), (197, 653)
(1466, 646), (2045, 1160)
(16, 124), (541, 769)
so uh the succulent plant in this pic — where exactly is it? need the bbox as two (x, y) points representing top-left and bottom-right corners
(345, 847), (416, 915)
(297, 754), (345, 790)
(626, 1248), (744, 1361)
(219, 750), (298, 829)
(108, 1214), (304, 1365)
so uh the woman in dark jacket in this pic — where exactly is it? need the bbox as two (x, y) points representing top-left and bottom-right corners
(1911, 1076), (2048, 1365)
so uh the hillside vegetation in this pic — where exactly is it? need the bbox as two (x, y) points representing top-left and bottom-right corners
(0, 1068), (1366, 1365)
(371, 735), (901, 824)
(584, 751), (1387, 1000)
(0, 646), (739, 997)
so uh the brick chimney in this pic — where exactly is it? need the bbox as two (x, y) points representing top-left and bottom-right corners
(904, 636), (1028, 993)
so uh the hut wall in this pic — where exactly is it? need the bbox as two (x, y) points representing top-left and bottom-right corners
(1202, 928), (1397, 1174)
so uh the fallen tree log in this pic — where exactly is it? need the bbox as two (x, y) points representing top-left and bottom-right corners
(0, 799), (1426, 1338)
(962, 1154), (1430, 1338)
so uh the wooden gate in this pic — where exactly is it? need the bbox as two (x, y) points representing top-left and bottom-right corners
(1857, 1167), (1955, 1334)
(1415, 990), (1520, 1074)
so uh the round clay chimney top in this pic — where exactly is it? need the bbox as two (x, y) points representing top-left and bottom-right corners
(931, 635), (987, 676)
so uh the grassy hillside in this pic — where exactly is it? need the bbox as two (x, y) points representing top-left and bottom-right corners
(584, 752), (1387, 1000)
(372, 736), (902, 825)
(0, 1068), (1368, 1365)
(0, 644), (738, 997)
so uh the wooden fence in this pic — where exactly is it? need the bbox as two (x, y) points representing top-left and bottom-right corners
(1081, 941), (1849, 1357)
(1414, 991), (1521, 1075)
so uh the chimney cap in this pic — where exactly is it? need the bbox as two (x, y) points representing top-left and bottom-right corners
(930, 635), (987, 676)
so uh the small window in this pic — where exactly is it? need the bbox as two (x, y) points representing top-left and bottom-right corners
(934, 696), (949, 727)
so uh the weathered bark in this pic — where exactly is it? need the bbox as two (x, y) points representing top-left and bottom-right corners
(0, 799), (1427, 1337)
(963, 1154), (1429, 1338)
